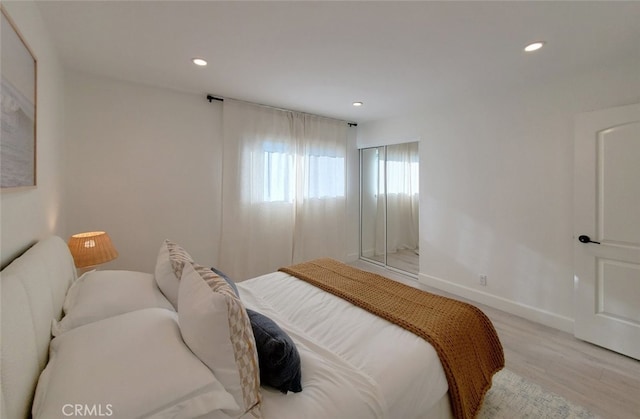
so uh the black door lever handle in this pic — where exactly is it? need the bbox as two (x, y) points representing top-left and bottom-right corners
(578, 235), (600, 244)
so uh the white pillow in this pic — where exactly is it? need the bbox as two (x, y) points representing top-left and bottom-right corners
(52, 270), (174, 336)
(179, 262), (262, 418)
(155, 239), (194, 309)
(34, 308), (238, 419)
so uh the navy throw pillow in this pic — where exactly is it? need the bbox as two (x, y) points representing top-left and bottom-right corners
(210, 266), (239, 297)
(246, 309), (302, 393)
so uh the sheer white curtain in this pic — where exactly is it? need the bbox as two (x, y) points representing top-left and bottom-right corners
(385, 142), (419, 254)
(219, 99), (348, 280)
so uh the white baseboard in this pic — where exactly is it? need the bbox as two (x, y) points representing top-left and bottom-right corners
(418, 273), (574, 334)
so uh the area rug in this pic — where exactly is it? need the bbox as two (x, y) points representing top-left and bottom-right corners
(478, 369), (600, 418)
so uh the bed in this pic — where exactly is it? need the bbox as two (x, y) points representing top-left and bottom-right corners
(0, 236), (503, 419)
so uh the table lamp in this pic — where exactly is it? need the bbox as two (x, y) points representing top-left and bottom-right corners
(68, 231), (118, 269)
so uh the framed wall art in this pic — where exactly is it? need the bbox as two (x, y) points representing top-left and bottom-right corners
(1, 6), (37, 189)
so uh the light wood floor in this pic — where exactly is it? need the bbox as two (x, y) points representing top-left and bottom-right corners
(351, 260), (640, 419)
(362, 248), (419, 275)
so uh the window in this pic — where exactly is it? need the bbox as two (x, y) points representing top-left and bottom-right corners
(260, 143), (345, 203)
(262, 142), (294, 203)
(306, 154), (345, 199)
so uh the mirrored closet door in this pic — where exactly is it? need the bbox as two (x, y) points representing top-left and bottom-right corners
(360, 142), (419, 275)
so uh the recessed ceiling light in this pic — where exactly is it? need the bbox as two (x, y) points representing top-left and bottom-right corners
(192, 58), (207, 66)
(353, 101), (363, 107)
(524, 42), (545, 52)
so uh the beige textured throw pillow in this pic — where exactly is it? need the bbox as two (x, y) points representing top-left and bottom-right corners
(154, 239), (193, 309)
(178, 262), (262, 418)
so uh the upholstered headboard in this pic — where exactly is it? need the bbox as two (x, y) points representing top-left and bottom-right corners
(1, 236), (76, 419)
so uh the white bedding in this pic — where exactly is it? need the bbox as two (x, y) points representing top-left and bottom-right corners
(237, 271), (451, 419)
(1, 236), (456, 419)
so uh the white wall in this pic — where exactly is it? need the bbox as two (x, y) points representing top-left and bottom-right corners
(358, 60), (640, 332)
(64, 72), (361, 274)
(64, 72), (223, 273)
(0, 2), (66, 268)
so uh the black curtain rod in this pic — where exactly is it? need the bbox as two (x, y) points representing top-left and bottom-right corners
(206, 94), (357, 127)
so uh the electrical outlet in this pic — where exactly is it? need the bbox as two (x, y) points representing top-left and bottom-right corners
(479, 274), (487, 286)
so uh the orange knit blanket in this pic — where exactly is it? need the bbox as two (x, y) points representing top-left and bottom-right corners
(279, 258), (504, 419)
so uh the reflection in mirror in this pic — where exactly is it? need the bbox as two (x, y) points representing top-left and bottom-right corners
(360, 147), (386, 264)
(360, 142), (419, 275)
(385, 142), (419, 274)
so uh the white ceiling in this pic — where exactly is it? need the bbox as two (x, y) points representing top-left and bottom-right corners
(35, 1), (640, 123)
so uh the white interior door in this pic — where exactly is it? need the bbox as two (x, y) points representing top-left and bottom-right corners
(574, 103), (640, 360)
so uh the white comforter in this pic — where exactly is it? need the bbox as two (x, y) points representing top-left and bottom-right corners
(237, 271), (450, 419)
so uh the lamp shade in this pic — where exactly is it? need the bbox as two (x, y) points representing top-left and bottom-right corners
(68, 231), (118, 268)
